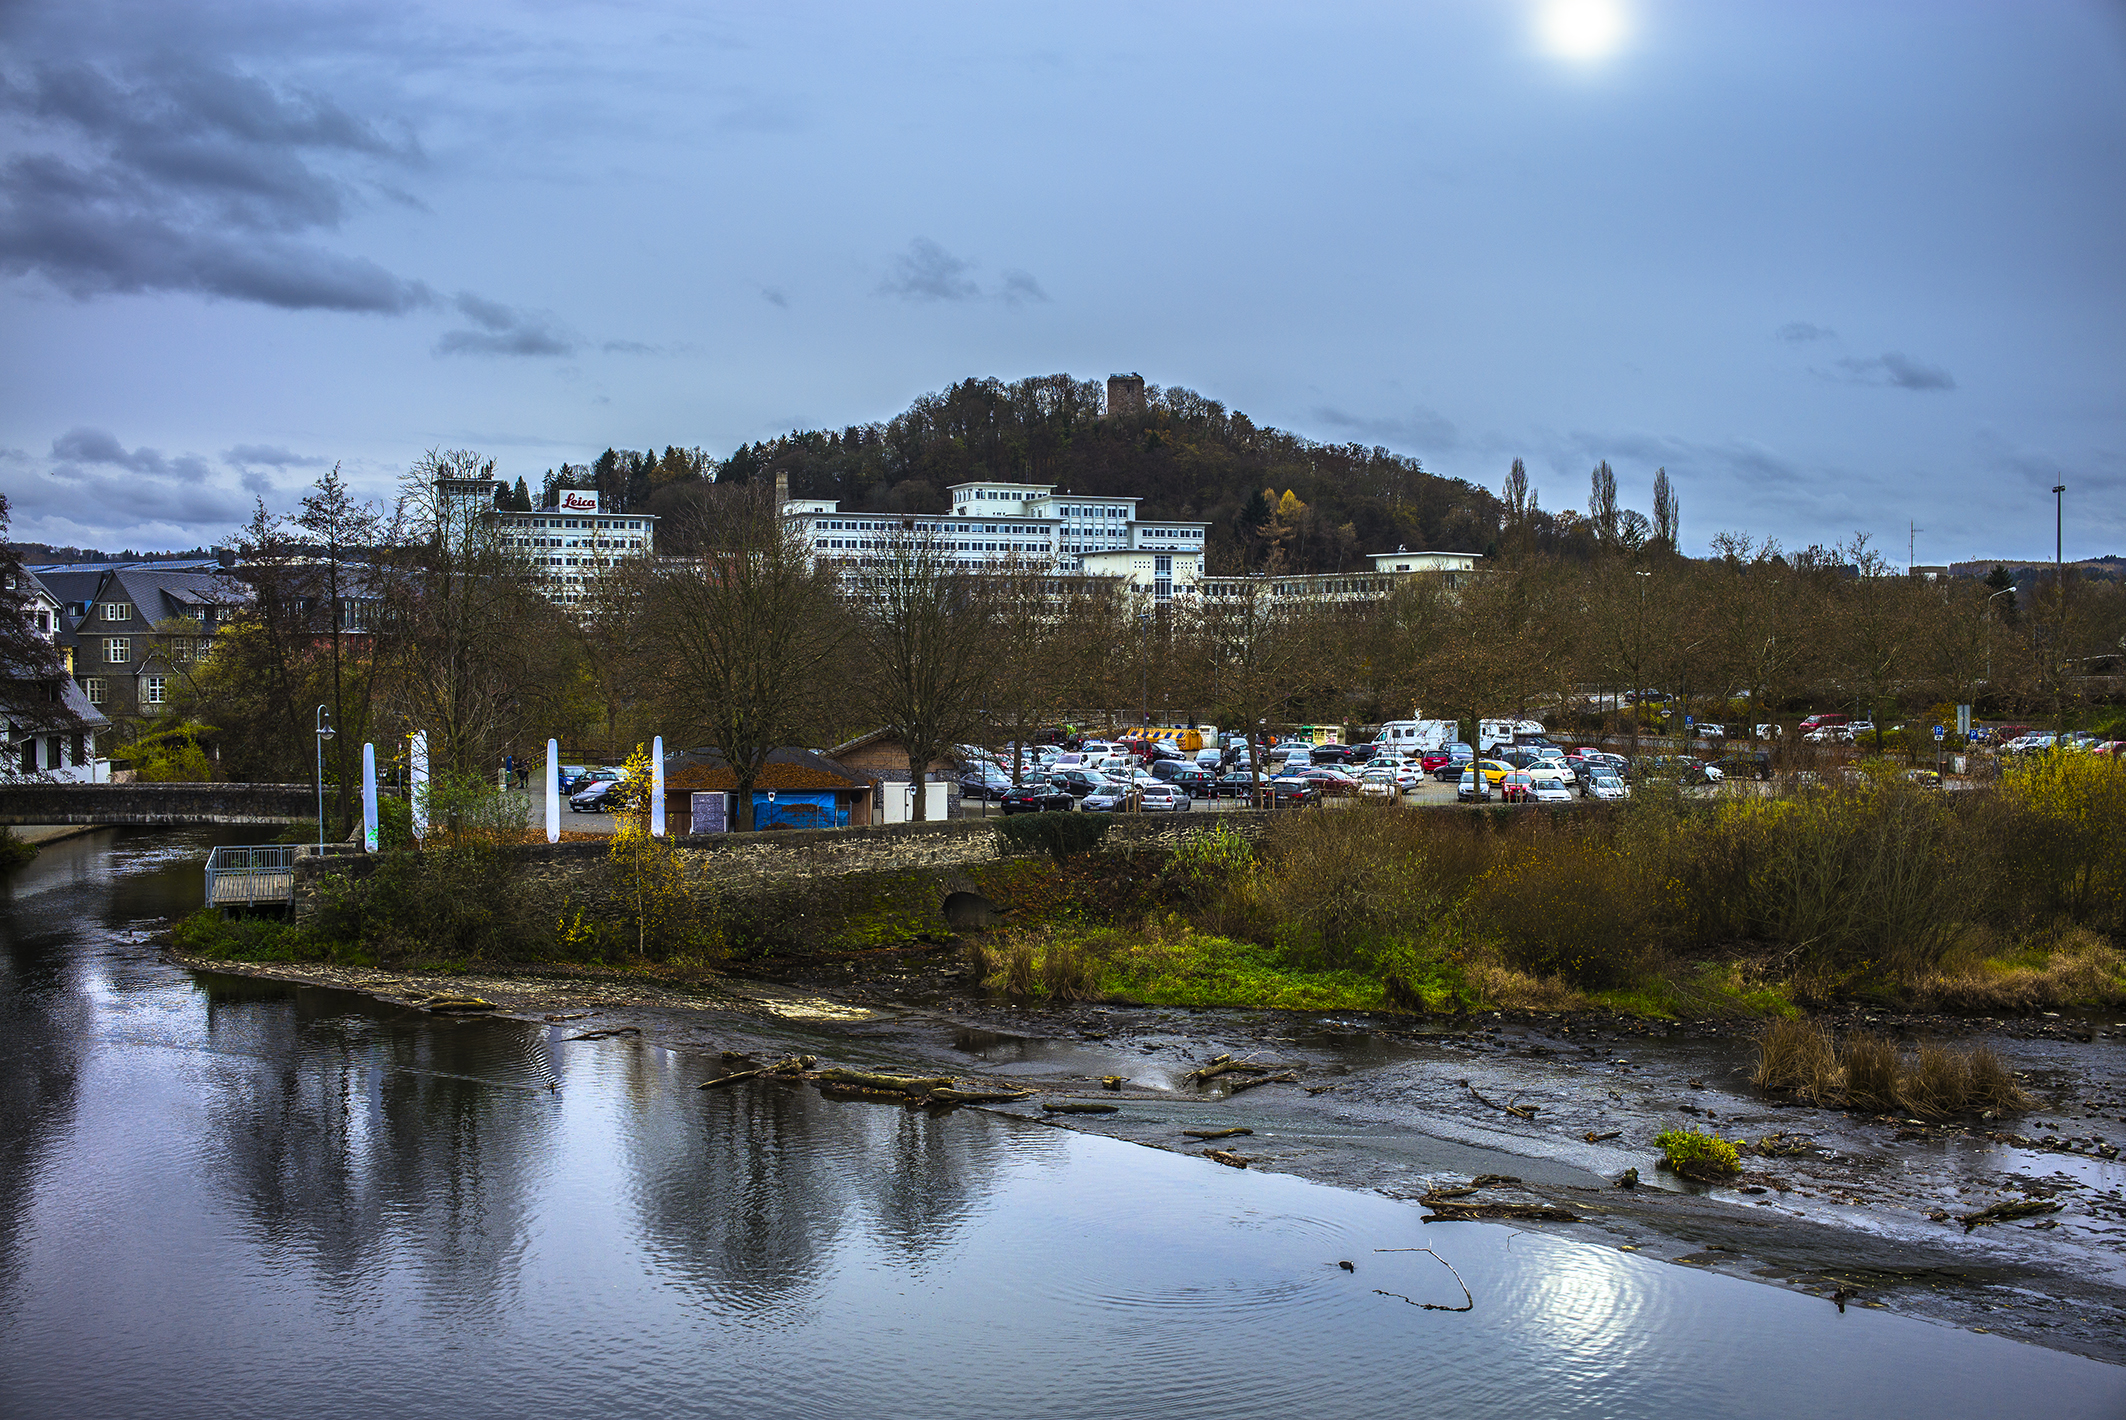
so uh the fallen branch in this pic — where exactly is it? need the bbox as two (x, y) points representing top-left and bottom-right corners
(427, 997), (498, 1015)
(1422, 1202), (1579, 1223)
(1043, 1101), (1120, 1115)
(1958, 1198), (2061, 1232)
(1203, 1149), (1249, 1168)
(698, 1054), (815, 1089)
(1186, 1054), (1272, 1085)
(1467, 1083), (1536, 1119)
(567, 1026), (642, 1040)
(1183, 1127), (1254, 1141)
(543, 1012), (591, 1022)
(928, 1087), (1035, 1104)
(812, 1068), (955, 1096)
(1305, 1084), (1340, 1096)
(1226, 1072), (1298, 1096)
(1584, 1130), (1621, 1143)
(1372, 1248), (1475, 1311)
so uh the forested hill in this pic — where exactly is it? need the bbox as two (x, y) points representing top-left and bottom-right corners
(708, 374), (1506, 574)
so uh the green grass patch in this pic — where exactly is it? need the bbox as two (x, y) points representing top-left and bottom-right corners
(984, 922), (1397, 1012)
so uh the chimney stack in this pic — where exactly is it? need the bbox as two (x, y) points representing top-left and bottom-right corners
(775, 471), (789, 508)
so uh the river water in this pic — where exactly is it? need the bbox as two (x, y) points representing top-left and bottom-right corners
(2, 829), (2120, 1419)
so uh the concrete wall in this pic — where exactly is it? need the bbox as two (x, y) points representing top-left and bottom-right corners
(0, 781), (312, 826)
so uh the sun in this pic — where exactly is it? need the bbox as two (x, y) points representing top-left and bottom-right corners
(1538, 0), (1628, 61)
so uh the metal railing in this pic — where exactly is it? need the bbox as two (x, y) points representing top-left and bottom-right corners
(204, 844), (299, 909)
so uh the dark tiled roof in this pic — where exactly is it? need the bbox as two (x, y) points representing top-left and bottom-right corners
(666, 745), (866, 791)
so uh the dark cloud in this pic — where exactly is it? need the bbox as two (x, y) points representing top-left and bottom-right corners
(50, 426), (211, 480)
(434, 291), (577, 357)
(24, 427), (245, 530)
(1309, 405), (1459, 452)
(1831, 351), (1957, 391)
(223, 443), (325, 467)
(880, 237), (980, 301)
(997, 269), (1049, 305)
(0, 58), (435, 312)
(877, 238), (1051, 305)
(1776, 321), (1836, 342)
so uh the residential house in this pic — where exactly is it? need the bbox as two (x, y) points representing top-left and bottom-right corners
(31, 562), (235, 730)
(2, 567), (111, 781)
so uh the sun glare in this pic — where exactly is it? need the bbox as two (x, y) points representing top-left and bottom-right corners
(1538, 0), (1627, 61)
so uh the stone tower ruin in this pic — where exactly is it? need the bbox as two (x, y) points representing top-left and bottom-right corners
(1105, 373), (1146, 418)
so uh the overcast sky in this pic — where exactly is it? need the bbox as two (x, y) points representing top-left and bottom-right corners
(3, 0), (2122, 563)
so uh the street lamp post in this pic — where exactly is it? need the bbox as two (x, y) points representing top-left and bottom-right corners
(314, 705), (334, 854)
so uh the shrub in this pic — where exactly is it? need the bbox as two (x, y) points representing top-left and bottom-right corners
(1039, 937), (1100, 1001)
(994, 812), (1111, 862)
(1252, 806), (1444, 967)
(0, 827), (36, 869)
(1655, 1127), (1741, 1181)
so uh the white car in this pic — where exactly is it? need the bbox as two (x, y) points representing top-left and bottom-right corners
(1582, 771), (1629, 800)
(1527, 771), (1574, 803)
(1357, 767), (1401, 801)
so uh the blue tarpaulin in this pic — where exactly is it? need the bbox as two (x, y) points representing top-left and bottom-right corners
(751, 791), (845, 829)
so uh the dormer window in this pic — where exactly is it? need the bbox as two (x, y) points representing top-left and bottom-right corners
(101, 602), (132, 622)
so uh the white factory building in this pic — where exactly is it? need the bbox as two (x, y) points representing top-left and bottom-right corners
(783, 480), (1208, 602)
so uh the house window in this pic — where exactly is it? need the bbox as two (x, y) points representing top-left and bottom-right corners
(83, 678), (106, 705)
(105, 637), (130, 664)
(101, 602), (132, 622)
(143, 676), (167, 706)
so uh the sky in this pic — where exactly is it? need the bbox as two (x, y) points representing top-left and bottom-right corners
(2, 0), (2122, 563)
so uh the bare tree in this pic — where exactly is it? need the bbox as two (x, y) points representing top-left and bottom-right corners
(635, 485), (847, 830)
(1589, 460), (1620, 548)
(1173, 580), (1334, 800)
(1652, 467), (1679, 551)
(850, 527), (1000, 820)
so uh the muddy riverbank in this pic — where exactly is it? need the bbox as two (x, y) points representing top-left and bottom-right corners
(172, 942), (2126, 1365)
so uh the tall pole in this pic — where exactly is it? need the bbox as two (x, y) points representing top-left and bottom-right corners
(2053, 482), (2066, 732)
(314, 704), (332, 854)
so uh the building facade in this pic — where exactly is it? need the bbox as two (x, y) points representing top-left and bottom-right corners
(443, 479), (658, 606)
(29, 562), (232, 730)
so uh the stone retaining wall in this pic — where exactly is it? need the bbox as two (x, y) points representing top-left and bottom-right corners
(293, 811), (1272, 954)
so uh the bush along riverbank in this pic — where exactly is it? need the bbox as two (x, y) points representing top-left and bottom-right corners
(174, 757), (2126, 1019)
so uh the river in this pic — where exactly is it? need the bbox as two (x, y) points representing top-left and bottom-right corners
(1, 828), (2119, 1419)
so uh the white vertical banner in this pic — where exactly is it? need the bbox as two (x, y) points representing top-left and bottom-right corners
(545, 737), (561, 844)
(651, 735), (666, 837)
(361, 743), (379, 852)
(408, 731), (429, 842)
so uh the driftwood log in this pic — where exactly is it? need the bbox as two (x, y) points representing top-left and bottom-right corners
(1203, 1149), (1250, 1169)
(1225, 1072), (1298, 1095)
(1422, 1202), (1580, 1223)
(812, 1068), (956, 1095)
(1183, 1127), (1253, 1141)
(427, 997), (498, 1015)
(928, 1087), (1035, 1104)
(1043, 1101), (1120, 1115)
(1466, 1083), (1536, 1119)
(566, 1025), (642, 1040)
(699, 1055), (815, 1089)
(1958, 1198), (2060, 1231)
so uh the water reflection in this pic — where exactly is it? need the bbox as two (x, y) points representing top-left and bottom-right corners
(0, 831), (2120, 1420)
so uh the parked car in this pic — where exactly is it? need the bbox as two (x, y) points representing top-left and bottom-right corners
(1291, 766), (1362, 796)
(999, 783), (1075, 814)
(1527, 770), (1574, 803)
(569, 779), (622, 813)
(1357, 767), (1402, 801)
(1634, 756), (1723, 785)
(1797, 713), (1849, 734)
(1262, 776), (1322, 805)
(1697, 723), (1728, 741)
(1165, 765), (1216, 797)
(958, 769), (1014, 801)
(1137, 782), (1189, 812)
(1049, 768), (1112, 798)
(1709, 752), (1773, 781)
(1211, 770), (1261, 799)
(565, 767), (620, 797)
(1582, 770), (1629, 800)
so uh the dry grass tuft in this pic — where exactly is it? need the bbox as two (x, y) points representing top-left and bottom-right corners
(1839, 1035), (1902, 1112)
(1752, 1017), (1838, 1098)
(1000, 940), (1037, 997)
(1899, 1041), (1972, 1118)
(1907, 928), (2126, 1012)
(1464, 960), (1590, 1012)
(1966, 1045), (2034, 1112)
(963, 939), (995, 981)
(1040, 939), (1100, 1002)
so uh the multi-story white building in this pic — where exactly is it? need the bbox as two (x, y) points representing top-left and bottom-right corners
(442, 479), (657, 606)
(783, 479), (1209, 602)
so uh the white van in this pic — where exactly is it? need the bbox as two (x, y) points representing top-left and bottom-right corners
(1478, 718), (1545, 753)
(1374, 719), (1459, 755)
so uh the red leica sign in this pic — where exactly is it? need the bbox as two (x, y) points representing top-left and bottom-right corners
(559, 490), (600, 512)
